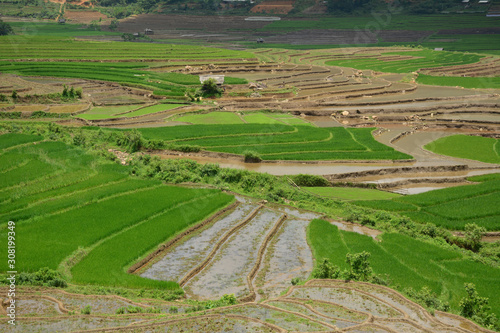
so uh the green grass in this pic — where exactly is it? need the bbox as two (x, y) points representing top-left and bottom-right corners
(307, 219), (500, 318)
(243, 112), (283, 124)
(0, 133), (234, 290)
(353, 176), (500, 230)
(425, 135), (500, 164)
(0, 133), (42, 149)
(421, 34), (500, 54)
(71, 192), (233, 288)
(305, 187), (400, 201)
(8, 22), (119, 37)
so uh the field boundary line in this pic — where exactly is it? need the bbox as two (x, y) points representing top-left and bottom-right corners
(168, 126), (298, 143)
(128, 200), (240, 274)
(303, 279), (498, 333)
(18, 184), (163, 227)
(179, 204), (264, 287)
(271, 297), (365, 324)
(241, 213), (287, 303)
(209, 130), (333, 149)
(2, 178), (126, 218)
(346, 128), (371, 151)
(257, 302), (340, 331)
(0, 159), (30, 174)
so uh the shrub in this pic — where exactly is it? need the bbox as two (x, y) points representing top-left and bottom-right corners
(81, 305), (91, 315)
(243, 150), (262, 163)
(345, 251), (372, 281)
(312, 258), (340, 279)
(291, 174), (330, 187)
(459, 283), (498, 329)
(168, 306), (178, 314)
(200, 78), (223, 97)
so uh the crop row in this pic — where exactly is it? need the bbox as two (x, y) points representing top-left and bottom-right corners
(0, 36), (255, 60)
(0, 134), (234, 291)
(308, 219), (500, 318)
(0, 62), (245, 97)
(325, 50), (482, 74)
(136, 125), (411, 160)
(71, 192), (232, 288)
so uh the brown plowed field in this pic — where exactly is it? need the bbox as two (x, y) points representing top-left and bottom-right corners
(64, 10), (109, 24)
(250, 1), (295, 14)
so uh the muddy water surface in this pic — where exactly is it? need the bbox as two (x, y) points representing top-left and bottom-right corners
(141, 203), (258, 282)
(258, 218), (313, 297)
(187, 208), (281, 299)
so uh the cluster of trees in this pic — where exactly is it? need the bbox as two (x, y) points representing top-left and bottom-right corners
(0, 20), (13, 36)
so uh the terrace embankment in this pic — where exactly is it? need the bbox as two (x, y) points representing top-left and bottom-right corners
(137, 197), (322, 302)
(3, 279), (494, 332)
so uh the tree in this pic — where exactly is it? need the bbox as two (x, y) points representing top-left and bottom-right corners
(0, 20), (13, 36)
(459, 283), (498, 329)
(345, 251), (372, 281)
(312, 258), (340, 279)
(200, 78), (223, 97)
(464, 223), (485, 251)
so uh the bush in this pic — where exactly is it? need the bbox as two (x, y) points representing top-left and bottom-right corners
(81, 305), (91, 315)
(459, 283), (498, 329)
(291, 174), (330, 187)
(0, 93), (7, 102)
(312, 258), (340, 279)
(200, 78), (223, 97)
(16, 267), (67, 288)
(243, 150), (262, 163)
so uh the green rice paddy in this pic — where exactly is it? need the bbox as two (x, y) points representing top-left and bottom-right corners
(305, 187), (400, 201)
(307, 219), (500, 318)
(425, 135), (500, 164)
(352, 174), (500, 230)
(0, 133), (234, 289)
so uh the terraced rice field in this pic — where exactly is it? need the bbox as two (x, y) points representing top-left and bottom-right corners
(3, 280), (494, 332)
(308, 219), (500, 318)
(139, 197), (319, 301)
(425, 135), (500, 164)
(0, 133), (234, 289)
(138, 125), (411, 161)
(352, 174), (500, 230)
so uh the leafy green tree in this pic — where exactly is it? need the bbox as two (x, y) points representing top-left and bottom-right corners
(459, 283), (498, 329)
(464, 223), (486, 252)
(312, 258), (340, 279)
(200, 78), (223, 97)
(0, 20), (13, 36)
(345, 251), (372, 281)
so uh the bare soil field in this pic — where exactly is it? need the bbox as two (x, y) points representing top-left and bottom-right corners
(64, 10), (109, 24)
(250, 1), (295, 15)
